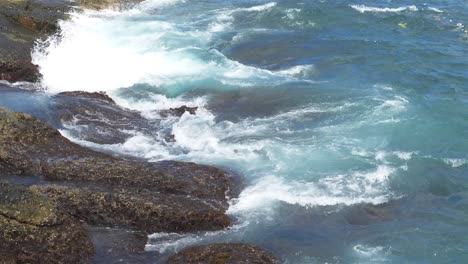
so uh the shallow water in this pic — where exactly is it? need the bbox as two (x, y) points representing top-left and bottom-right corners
(4, 0), (468, 262)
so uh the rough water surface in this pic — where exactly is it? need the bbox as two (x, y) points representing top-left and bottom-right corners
(1, 0), (467, 263)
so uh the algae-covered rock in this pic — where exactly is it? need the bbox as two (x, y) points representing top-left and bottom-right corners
(0, 182), (59, 226)
(31, 185), (231, 233)
(167, 243), (280, 264)
(0, 107), (237, 233)
(0, 182), (94, 263)
(0, 107), (234, 202)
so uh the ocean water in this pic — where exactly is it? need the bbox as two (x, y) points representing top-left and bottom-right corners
(4, 0), (468, 262)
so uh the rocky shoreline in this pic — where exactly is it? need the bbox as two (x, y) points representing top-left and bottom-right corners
(0, 1), (280, 263)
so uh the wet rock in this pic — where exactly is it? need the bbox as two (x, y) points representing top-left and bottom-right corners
(160, 105), (198, 117)
(0, 182), (94, 263)
(0, 107), (237, 232)
(0, 0), (69, 34)
(57, 91), (116, 104)
(87, 226), (161, 263)
(31, 184), (232, 233)
(55, 91), (200, 145)
(0, 0), (70, 83)
(53, 91), (149, 145)
(167, 243), (280, 264)
(79, 0), (143, 10)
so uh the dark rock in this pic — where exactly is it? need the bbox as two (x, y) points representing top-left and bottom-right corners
(167, 243), (280, 264)
(0, 0), (70, 34)
(57, 91), (116, 104)
(53, 91), (149, 145)
(0, 107), (237, 232)
(0, 182), (94, 263)
(31, 184), (232, 233)
(160, 105), (198, 117)
(0, 0), (70, 83)
(87, 226), (161, 263)
(79, 0), (143, 10)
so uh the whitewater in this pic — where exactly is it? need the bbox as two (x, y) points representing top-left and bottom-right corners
(23, 0), (468, 262)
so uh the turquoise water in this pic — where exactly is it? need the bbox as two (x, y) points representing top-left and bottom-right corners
(5, 0), (468, 262)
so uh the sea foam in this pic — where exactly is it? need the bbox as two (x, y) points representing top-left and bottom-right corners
(350, 5), (418, 13)
(32, 5), (289, 95)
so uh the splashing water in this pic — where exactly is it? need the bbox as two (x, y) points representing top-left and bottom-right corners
(28, 0), (468, 262)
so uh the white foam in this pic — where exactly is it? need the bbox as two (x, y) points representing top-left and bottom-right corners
(145, 222), (248, 253)
(283, 8), (301, 20)
(354, 244), (386, 256)
(207, 2), (277, 33)
(275, 64), (315, 78)
(170, 108), (267, 162)
(60, 128), (176, 160)
(443, 158), (467, 168)
(32, 10), (207, 93)
(229, 165), (395, 213)
(32, 7), (290, 95)
(354, 244), (389, 262)
(427, 7), (443, 13)
(375, 95), (409, 113)
(242, 2), (277, 12)
(394, 151), (415, 161)
(137, 0), (185, 11)
(350, 5), (418, 13)
(113, 93), (207, 119)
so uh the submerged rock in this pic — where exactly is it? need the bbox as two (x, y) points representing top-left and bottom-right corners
(0, 107), (237, 233)
(87, 226), (159, 263)
(167, 243), (280, 264)
(0, 182), (94, 263)
(52, 91), (148, 145)
(52, 91), (199, 145)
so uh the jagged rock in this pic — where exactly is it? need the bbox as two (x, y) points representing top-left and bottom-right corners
(0, 182), (94, 263)
(0, 107), (237, 233)
(167, 243), (280, 264)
